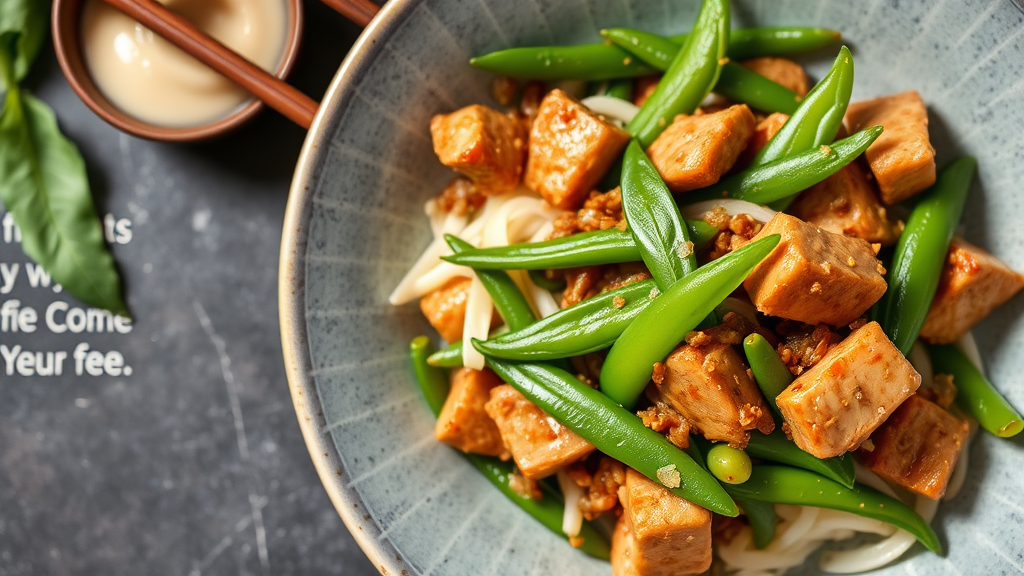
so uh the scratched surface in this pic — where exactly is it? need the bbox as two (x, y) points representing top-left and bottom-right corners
(0, 3), (379, 575)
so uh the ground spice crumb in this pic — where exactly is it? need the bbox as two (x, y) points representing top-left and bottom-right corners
(819, 144), (832, 155)
(649, 287), (660, 299)
(569, 536), (585, 548)
(623, 57), (632, 65)
(847, 256), (856, 267)
(678, 240), (694, 259)
(613, 295), (627, 309)
(810, 281), (822, 294)
(656, 464), (681, 489)
(652, 362), (666, 384)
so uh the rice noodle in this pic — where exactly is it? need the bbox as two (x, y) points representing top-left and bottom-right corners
(957, 331), (984, 371)
(681, 199), (777, 223)
(908, 340), (934, 387)
(389, 210), (469, 305)
(945, 425), (974, 500)
(461, 275), (492, 369)
(581, 95), (640, 124)
(556, 470), (584, 538)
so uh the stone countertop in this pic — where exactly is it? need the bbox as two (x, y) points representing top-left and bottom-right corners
(0, 3), (379, 575)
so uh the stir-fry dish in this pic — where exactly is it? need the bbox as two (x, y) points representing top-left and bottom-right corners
(391, 0), (1024, 573)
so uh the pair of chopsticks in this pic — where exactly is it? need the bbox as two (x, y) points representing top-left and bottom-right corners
(99, 0), (381, 129)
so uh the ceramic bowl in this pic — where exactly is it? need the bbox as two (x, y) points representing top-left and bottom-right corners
(280, 0), (1024, 574)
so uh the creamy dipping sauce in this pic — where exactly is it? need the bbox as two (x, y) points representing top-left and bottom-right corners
(81, 0), (287, 127)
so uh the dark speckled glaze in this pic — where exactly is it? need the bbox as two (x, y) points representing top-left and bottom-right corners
(281, 1), (1024, 574)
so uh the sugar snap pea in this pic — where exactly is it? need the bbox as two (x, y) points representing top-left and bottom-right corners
(742, 333), (792, 414)
(487, 359), (739, 517)
(441, 220), (719, 271)
(929, 343), (1023, 438)
(878, 157), (976, 355)
(409, 337), (611, 559)
(473, 280), (656, 361)
(600, 234), (780, 408)
(726, 466), (941, 554)
(745, 431), (856, 489)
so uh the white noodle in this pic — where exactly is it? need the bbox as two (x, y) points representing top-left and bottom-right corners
(425, 198), (446, 237)
(819, 530), (916, 573)
(412, 262), (471, 297)
(776, 506), (819, 549)
(556, 471), (584, 538)
(908, 340), (934, 387)
(581, 95), (640, 124)
(461, 274), (492, 370)
(945, 426), (974, 500)
(854, 463), (899, 498)
(957, 331), (984, 371)
(681, 199), (778, 223)
(389, 211), (469, 305)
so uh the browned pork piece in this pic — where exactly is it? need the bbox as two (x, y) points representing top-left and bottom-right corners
(430, 104), (526, 196)
(789, 162), (901, 245)
(524, 89), (631, 209)
(610, 468), (712, 576)
(743, 213), (888, 326)
(646, 342), (774, 448)
(919, 237), (1024, 344)
(739, 57), (810, 96)
(646, 104), (757, 193)
(845, 90), (936, 205)
(738, 111), (788, 166)
(776, 321), (921, 459)
(857, 394), (970, 499)
(419, 277), (472, 343)
(632, 75), (662, 108)
(434, 368), (508, 458)
(484, 385), (594, 479)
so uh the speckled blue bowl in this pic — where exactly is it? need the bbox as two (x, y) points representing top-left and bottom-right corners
(280, 1), (1024, 574)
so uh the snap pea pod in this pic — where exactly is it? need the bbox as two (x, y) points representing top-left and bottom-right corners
(878, 157), (976, 356)
(726, 465), (942, 554)
(604, 78), (634, 101)
(742, 333), (792, 414)
(442, 220), (719, 270)
(470, 28), (840, 81)
(427, 341), (465, 367)
(409, 337), (611, 559)
(474, 280), (656, 361)
(487, 359), (739, 517)
(627, 0), (729, 147)
(602, 28), (800, 114)
(745, 431), (856, 489)
(600, 234), (781, 408)
(685, 126), (883, 205)
(929, 343), (1023, 438)
(621, 139), (695, 290)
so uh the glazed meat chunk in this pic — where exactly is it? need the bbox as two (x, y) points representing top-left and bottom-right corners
(739, 57), (810, 96)
(419, 277), (472, 343)
(646, 104), (756, 193)
(845, 90), (936, 204)
(789, 162), (901, 245)
(776, 321), (921, 459)
(430, 104), (526, 195)
(919, 237), (1024, 344)
(857, 394), (969, 499)
(738, 111), (788, 166)
(435, 368), (509, 458)
(611, 468), (712, 576)
(525, 89), (631, 209)
(484, 385), (594, 479)
(646, 342), (774, 448)
(743, 213), (887, 326)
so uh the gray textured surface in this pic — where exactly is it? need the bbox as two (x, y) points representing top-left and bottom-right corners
(285, 0), (1024, 575)
(0, 2), (379, 575)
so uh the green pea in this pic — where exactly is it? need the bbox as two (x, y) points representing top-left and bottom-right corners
(707, 444), (752, 484)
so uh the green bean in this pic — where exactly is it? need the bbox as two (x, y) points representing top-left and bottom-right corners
(742, 333), (792, 414)
(621, 139), (695, 290)
(707, 444), (752, 484)
(442, 220), (719, 271)
(474, 280), (656, 361)
(605, 78), (634, 101)
(470, 28), (840, 81)
(446, 235), (536, 330)
(745, 431), (856, 488)
(427, 341), (465, 367)
(739, 498), (778, 549)
(877, 157), (976, 355)
(726, 466), (941, 553)
(602, 28), (800, 114)
(600, 234), (780, 408)
(929, 343), (1023, 437)
(487, 359), (739, 517)
(409, 337), (611, 559)
(751, 45), (854, 169)
(528, 269), (566, 292)
(627, 0), (729, 147)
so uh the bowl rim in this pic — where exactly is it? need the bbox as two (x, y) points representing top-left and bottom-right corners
(278, 0), (416, 574)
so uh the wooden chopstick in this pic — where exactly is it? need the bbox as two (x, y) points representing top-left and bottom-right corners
(99, 0), (319, 129)
(320, 0), (381, 28)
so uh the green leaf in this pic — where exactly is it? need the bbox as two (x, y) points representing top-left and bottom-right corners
(0, 0), (49, 86)
(0, 89), (128, 316)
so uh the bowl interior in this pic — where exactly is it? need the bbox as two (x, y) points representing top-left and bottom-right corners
(283, 0), (1024, 574)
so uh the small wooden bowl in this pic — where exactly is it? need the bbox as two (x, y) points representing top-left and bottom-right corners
(53, 0), (304, 142)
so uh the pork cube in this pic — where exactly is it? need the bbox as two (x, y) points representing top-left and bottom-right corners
(611, 468), (712, 576)
(776, 321), (921, 459)
(919, 237), (1024, 343)
(647, 104), (756, 193)
(435, 368), (509, 458)
(743, 213), (888, 326)
(430, 104), (526, 196)
(845, 91), (936, 204)
(525, 89), (631, 209)
(738, 112), (788, 166)
(484, 384), (594, 479)
(857, 394), (969, 499)
(419, 277), (471, 343)
(646, 342), (774, 448)
(789, 162), (901, 245)
(739, 57), (809, 96)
